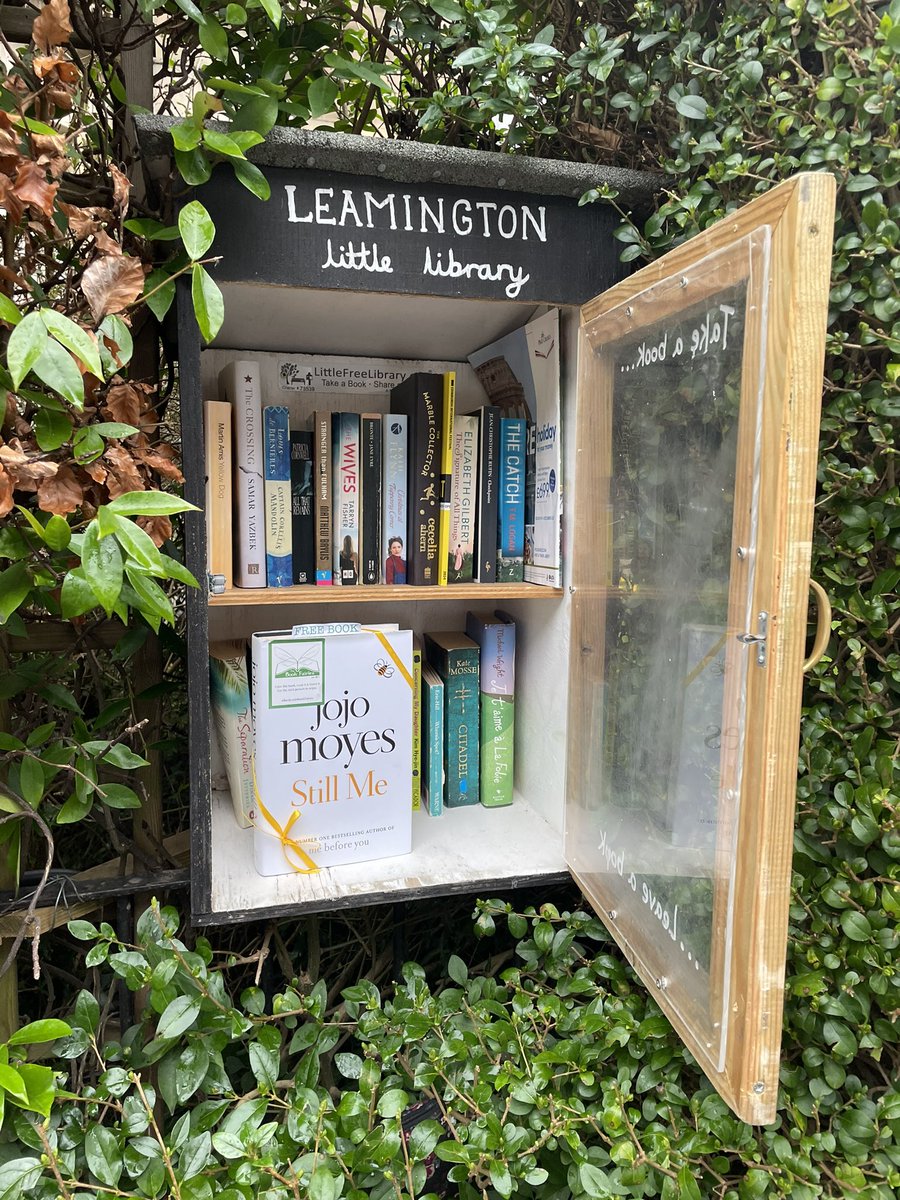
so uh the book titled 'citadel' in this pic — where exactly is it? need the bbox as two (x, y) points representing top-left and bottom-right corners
(251, 626), (413, 876)
(424, 631), (479, 807)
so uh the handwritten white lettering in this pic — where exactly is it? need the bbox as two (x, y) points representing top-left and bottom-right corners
(321, 239), (393, 274)
(422, 246), (529, 299)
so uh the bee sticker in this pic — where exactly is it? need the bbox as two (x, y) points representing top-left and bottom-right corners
(373, 658), (394, 679)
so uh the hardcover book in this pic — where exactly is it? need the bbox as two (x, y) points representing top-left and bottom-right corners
(360, 413), (382, 585)
(420, 662), (444, 817)
(312, 410), (333, 585)
(263, 406), (292, 587)
(474, 406), (499, 584)
(390, 372), (443, 585)
(448, 412), (478, 583)
(219, 359), (265, 588)
(290, 430), (315, 585)
(497, 417), (526, 582)
(332, 412), (360, 585)
(209, 641), (255, 828)
(251, 626), (414, 875)
(465, 610), (516, 808)
(203, 399), (232, 588)
(382, 414), (408, 584)
(437, 371), (456, 586)
(424, 631), (479, 808)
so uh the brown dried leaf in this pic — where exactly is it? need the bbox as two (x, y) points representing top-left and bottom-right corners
(0, 463), (14, 518)
(109, 164), (131, 218)
(103, 444), (145, 497)
(81, 254), (145, 322)
(0, 441), (29, 467)
(45, 84), (74, 112)
(137, 514), (172, 548)
(83, 460), (107, 484)
(8, 457), (59, 493)
(59, 201), (109, 239)
(103, 380), (143, 427)
(37, 463), (81, 514)
(0, 127), (20, 173)
(0, 177), (24, 226)
(571, 122), (622, 153)
(93, 229), (122, 257)
(32, 132), (68, 179)
(12, 160), (57, 218)
(32, 0), (73, 54)
(138, 447), (184, 484)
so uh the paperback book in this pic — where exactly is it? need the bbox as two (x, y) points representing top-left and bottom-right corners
(497, 417), (526, 582)
(424, 631), (479, 807)
(312, 410), (333, 585)
(448, 412), (478, 583)
(420, 663), (444, 817)
(331, 411), (360, 585)
(360, 413), (382, 585)
(290, 430), (315, 585)
(203, 400), (232, 588)
(382, 415), (408, 584)
(263, 406), (292, 587)
(251, 626), (414, 875)
(474, 406), (499, 583)
(390, 372), (443, 585)
(219, 359), (265, 588)
(437, 371), (456, 586)
(209, 641), (255, 828)
(465, 610), (516, 808)
(412, 637), (422, 812)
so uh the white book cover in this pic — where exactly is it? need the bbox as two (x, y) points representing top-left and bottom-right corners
(219, 359), (266, 588)
(209, 642), (255, 828)
(382, 413), (408, 584)
(251, 627), (414, 876)
(447, 413), (478, 582)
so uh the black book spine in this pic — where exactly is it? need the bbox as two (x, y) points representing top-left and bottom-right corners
(290, 431), (314, 585)
(390, 372), (442, 586)
(475, 405), (499, 583)
(360, 414), (381, 584)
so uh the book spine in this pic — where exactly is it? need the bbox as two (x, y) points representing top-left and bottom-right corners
(263, 406), (292, 587)
(290, 430), (315, 585)
(203, 400), (232, 588)
(382, 415), (408, 584)
(312, 410), (333, 585)
(421, 668), (444, 816)
(448, 413), (478, 583)
(332, 412), (360, 585)
(427, 644), (479, 808)
(360, 414), (381, 585)
(437, 371), (456, 586)
(209, 645), (254, 828)
(391, 374), (441, 585)
(475, 406), (499, 583)
(411, 639), (422, 811)
(466, 613), (516, 808)
(497, 418), (526, 582)
(221, 360), (265, 588)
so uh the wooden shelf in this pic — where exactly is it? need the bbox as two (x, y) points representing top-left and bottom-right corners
(208, 582), (564, 607)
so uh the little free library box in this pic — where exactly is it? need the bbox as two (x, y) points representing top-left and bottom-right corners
(140, 121), (835, 1124)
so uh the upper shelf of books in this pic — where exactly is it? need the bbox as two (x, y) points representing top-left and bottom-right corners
(208, 582), (563, 608)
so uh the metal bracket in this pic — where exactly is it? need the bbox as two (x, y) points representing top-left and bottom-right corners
(737, 611), (768, 667)
(207, 573), (226, 596)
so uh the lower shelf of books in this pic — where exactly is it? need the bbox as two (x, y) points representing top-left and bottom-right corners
(204, 787), (568, 922)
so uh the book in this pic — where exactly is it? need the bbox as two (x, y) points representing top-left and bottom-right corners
(437, 371), (456, 586)
(219, 360), (265, 588)
(412, 636), (422, 811)
(203, 400), (232, 589)
(390, 372), (443, 585)
(420, 662), (444, 817)
(360, 413), (382, 585)
(251, 626), (414, 875)
(382, 414), (408, 584)
(474, 406), (499, 584)
(263, 406), (292, 587)
(209, 641), (255, 828)
(290, 430), (315, 585)
(424, 631), (479, 808)
(465, 610), (516, 808)
(312, 410), (333, 585)
(332, 412), (360, 585)
(448, 412), (478, 583)
(498, 417), (526, 582)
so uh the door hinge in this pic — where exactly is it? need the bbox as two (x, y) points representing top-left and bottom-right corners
(737, 611), (768, 668)
(207, 573), (226, 596)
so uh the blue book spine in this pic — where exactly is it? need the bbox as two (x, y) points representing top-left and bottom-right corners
(421, 664), (444, 816)
(263, 406), (292, 587)
(497, 418), (526, 582)
(425, 634), (479, 807)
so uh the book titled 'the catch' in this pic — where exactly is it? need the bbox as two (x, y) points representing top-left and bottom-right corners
(251, 625), (414, 876)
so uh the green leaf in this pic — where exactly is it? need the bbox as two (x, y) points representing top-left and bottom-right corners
(0, 294), (22, 326)
(307, 75), (339, 119)
(34, 407), (72, 451)
(258, 0), (281, 27)
(81, 521), (123, 615)
(232, 93), (279, 135)
(60, 569), (99, 620)
(13, 1063), (56, 1117)
(447, 954), (468, 985)
(19, 756), (45, 807)
(174, 146), (213, 187)
(579, 1163), (610, 1197)
(0, 1064), (29, 1104)
(203, 128), (245, 159)
(176, 1044), (210, 1104)
(32, 337), (84, 409)
(454, 47), (493, 68)
(144, 269), (177, 323)
(98, 315), (134, 373)
(41, 310), (103, 379)
(7, 312), (48, 390)
(225, 4), (246, 21)
(107, 490), (197, 517)
(157, 995), (202, 1040)
(67, 920), (99, 942)
(85, 1125), (123, 1188)
(126, 567), (175, 624)
(161, 555), (199, 587)
(675, 94), (708, 120)
(179, 201), (216, 261)
(249, 1040), (279, 1090)
(73, 426), (105, 464)
(233, 158), (271, 201)
(171, 122), (202, 152)
(103, 744), (150, 769)
(198, 17), (229, 62)
(840, 910), (872, 941)
(429, 0), (465, 19)
(107, 513), (164, 572)
(677, 1165), (702, 1200)
(309, 1168), (337, 1200)
(376, 1087), (408, 1118)
(56, 791), (93, 824)
(0, 563), (32, 625)
(191, 263), (224, 342)
(334, 1052), (363, 1079)
(123, 218), (182, 242)
(0, 1158), (43, 1199)
(98, 782), (142, 810)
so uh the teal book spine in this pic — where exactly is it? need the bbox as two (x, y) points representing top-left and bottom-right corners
(424, 632), (479, 807)
(497, 418), (526, 581)
(465, 611), (516, 807)
(421, 663), (444, 816)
